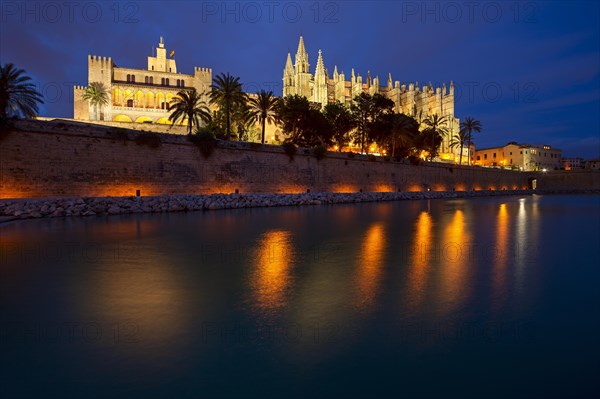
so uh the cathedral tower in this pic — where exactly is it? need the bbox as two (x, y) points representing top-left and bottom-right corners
(294, 36), (312, 99)
(283, 52), (295, 97)
(313, 49), (328, 106)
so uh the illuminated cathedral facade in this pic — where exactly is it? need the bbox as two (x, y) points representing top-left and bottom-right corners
(283, 36), (462, 160)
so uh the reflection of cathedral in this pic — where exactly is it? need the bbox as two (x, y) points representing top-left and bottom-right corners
(74, 37), (212, 125)
(283, 36), (462, 160)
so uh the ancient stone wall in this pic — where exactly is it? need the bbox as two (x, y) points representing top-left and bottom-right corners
(1, 120), (597, 199)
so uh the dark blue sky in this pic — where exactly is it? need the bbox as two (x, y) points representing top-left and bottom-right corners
(2, 1), (599, 157)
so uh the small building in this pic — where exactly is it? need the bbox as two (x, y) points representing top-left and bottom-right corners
(562, 157), (584, 170)
(474, 142), (562, 171)
(585, 159), (600, 170)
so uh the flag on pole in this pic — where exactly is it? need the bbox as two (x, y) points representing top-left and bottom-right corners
(170, 50), (175, 58)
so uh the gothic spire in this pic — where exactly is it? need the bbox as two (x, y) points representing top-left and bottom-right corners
(284, 52), (294, 75)
(294, 36), (309, 73)
(315, 49), (326, 76)
(297, 35), (307, 56)
(333, 65), (339, 80)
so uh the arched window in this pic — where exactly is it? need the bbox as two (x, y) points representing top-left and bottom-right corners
(131, 75), (135, 83)
(145, 76), (148, 84)
(166, 78), (169, 86)
(126, 74), (131, 82)
(161, 78), (165, 85)
(149, 77), (153, 84)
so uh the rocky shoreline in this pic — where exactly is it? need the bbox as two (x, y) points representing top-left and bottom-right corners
(0, 189), (597, 222)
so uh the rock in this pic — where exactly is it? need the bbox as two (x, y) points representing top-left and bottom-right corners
(107, 206), (121, 214)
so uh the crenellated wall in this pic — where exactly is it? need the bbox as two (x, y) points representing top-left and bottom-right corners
(0, 120), (598, 199)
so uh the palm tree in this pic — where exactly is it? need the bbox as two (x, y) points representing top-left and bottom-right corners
(460, 117), (482, 165)
(247, 90), (280, 144)
(82, 82), (108, 121)
(390, 113), (419, 158)
(0, 63), (44, 119)
(350, 93), (373, 153)
(449, 130), (471, 165)
(168, 89), (211, 134)
(209, 73), (247, 140)
(422, 114), (449, 161)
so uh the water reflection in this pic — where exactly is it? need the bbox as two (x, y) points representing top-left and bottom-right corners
(354, 223), (386, 310)
(251, 230), (295, 312)
(407, 211), (433, 310)
(493, 204), (510, 307)
(514, 197), (540, 296)
(439, 209), (471, 313)
(89, 242), (190, 360)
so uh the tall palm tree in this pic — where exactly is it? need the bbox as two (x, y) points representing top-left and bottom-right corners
(0, 63), (44, 119)
(209, 73), (247, 140)
(82, 82), (108, 121)
(247, 90), (280, 144)
(422, 114), (449, 161)
(168, 89), (211, 134)
(350, 93), (373, 153)
(460, 117), (482, 165)
(449, 130), (471, 165)
(390, 113), (419, 158)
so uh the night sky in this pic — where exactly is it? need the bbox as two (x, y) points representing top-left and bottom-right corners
(2, 1), (599, 158)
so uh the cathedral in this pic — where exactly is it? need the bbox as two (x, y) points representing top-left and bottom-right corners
(283, 36), (462, 160)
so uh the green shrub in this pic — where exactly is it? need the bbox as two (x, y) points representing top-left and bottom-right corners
(135, 132), (162, 148)
(313, 145), (327, 160)
(189, 128), (217, 158)
(282, 141), (297, 160)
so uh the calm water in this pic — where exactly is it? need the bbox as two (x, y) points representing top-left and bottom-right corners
(1, 195), (599, 398)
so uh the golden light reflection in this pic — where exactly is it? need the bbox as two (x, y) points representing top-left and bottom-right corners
(91, 244), (190, 358)
(493, 204), (509, 305)
(407, 211), (433, 309)
(252, 230), (295, 311)
(354, 223), (386, 310)
(439, 209), (471, 312)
